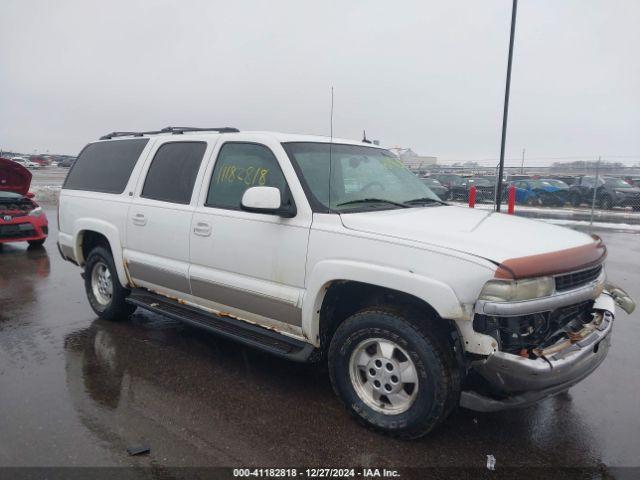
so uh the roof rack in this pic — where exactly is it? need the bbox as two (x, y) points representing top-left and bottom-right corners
(99, 126), (240, 140)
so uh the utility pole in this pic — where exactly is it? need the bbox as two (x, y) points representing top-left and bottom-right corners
(495, 0), (518, 212)
(520, 148), (525, 174)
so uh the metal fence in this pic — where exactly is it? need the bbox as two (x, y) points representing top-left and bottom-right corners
(414, 159), (640, 226)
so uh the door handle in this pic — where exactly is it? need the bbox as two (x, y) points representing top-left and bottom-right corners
(132, 213), (147, 226)
(193, 221), (212, 237)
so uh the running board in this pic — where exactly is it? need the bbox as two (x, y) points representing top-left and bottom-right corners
(126, 289), (316, 362)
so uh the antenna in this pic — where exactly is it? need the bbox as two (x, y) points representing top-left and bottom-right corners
(362, 130), (371, 144)
(328, 86), (334, 212)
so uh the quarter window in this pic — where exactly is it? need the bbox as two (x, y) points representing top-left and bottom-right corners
(63, 139), (149, 193)
(141, 142), (207, 204)
(206, 143), (287, 209)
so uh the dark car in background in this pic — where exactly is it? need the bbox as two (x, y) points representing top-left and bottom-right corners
(420, 177), (449, 199)
(511, 179), (569, 206)
(569, 176), (640, 210)
(57, 157), (76, 168)
(624, 176), (640, 188)
(431, 174), (465, 190)
(448, 176), (495, 202)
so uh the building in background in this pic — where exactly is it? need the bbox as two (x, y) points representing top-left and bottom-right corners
(391, 148), (437, 173)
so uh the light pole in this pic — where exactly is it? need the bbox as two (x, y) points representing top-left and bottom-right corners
(520, 148), (525, 174)
(495, 0), (518, 212)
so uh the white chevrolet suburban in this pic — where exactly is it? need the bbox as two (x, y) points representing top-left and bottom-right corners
(58, 127), (635, 438)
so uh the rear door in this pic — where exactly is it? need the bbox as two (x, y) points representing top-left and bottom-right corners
(124, 139), (214, 296)
(188, 135), (312, 335)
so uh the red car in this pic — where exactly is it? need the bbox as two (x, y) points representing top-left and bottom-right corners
(0, 157), (48, 247)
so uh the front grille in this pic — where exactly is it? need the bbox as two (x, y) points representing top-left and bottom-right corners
(555, 265), (602, 292)
(0, 223), (36, 239)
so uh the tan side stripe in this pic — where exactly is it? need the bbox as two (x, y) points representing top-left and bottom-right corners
(190, 277), (302, 327)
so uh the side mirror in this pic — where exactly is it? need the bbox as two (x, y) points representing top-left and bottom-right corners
(241, 186), (295, 217)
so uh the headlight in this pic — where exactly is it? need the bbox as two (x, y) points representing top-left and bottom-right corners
(479, 276), (555, 302)
(29, 207), (43, 217)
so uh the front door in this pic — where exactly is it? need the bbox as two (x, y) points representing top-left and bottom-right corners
(189, 138), (311, 335)
(125, 140), (211, 296)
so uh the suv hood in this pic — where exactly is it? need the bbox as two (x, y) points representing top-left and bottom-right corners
(340, 205), (594, 265)
(0, 157), (32, 196)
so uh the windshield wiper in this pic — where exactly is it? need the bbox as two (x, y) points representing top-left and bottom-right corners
(336, 198), (409, 208)
(403, 197), (448, 206)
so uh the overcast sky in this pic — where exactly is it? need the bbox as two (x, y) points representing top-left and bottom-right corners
(1, 0), (638, 165)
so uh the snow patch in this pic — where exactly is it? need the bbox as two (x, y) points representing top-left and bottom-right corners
(541, 218), (640, 231)
(31, 185), (61, 205)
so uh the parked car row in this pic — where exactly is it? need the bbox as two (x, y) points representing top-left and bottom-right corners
(418, 173), (640, 210)
(9, 156), (41, 169)
(569, 176), (640, 211)
(4, 155), (76, 169)
(420, 175), (497, 203)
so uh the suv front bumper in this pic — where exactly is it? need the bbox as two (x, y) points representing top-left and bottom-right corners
(461, 291), (618, 412)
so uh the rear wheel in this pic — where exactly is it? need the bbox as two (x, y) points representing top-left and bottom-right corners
(526, 195), (542, 206)
(84, 246), (136, 321)
(600, 195), (613, 210)
(328, 308), (459, 439)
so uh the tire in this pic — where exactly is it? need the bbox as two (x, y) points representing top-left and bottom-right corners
(328, 308), (460, 439)
(571, 193), (582, 208)
(84, 246), (136, 321)
(27, 239), (46, 248)
(600, 195), (613, 210)
(526, 196), (541, 206)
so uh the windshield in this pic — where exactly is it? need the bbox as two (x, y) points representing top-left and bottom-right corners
(284, 142), (441, 211)
(603, 177), (632, 188)
(421, 178), (442, 187)
(529, 180), (553, 188)
(541, 179), (568, 188)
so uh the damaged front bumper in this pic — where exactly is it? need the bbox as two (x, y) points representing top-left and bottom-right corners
(461, 286), (634, 412)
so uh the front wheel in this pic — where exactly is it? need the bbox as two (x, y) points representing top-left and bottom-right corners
(600, 195), (613, 210)
(84, 246), (136, 321)
(328, 308), (459, 439)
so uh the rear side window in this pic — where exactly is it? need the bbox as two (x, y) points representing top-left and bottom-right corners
(141, 142), (207, 204)
(206, 143), (287, 210)
(63, 139), (149, 193)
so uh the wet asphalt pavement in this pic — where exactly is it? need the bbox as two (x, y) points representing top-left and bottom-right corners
(1, 208), (639, 476)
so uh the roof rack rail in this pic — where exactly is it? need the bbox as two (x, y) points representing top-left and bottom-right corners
(100, 126), (239, 140)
